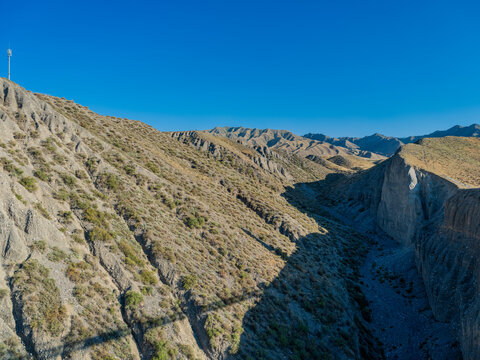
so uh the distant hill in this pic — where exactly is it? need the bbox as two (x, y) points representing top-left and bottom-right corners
(209, 126), (385, 163)
(399, 123), (480, 144)
(305, 123), (480, 157)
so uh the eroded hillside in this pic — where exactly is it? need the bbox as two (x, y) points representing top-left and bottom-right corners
(0, 78), (380, 359)
(209, 126), (385, 161)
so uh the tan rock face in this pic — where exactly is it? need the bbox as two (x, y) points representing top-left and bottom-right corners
(376, 154), (457, 245)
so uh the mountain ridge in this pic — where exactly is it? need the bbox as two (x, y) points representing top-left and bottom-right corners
(304, 123), (480, 157)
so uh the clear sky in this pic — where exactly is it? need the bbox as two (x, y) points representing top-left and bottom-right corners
(1, 0), (480, 137)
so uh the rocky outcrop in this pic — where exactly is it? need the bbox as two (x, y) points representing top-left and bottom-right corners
(171, 130), (294, 179)
(376, 154), (457, 245)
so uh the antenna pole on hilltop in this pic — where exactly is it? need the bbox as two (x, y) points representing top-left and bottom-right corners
(7, 48), (12, 80)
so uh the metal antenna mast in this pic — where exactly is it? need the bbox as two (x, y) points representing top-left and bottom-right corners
(7, 48), (12, 80)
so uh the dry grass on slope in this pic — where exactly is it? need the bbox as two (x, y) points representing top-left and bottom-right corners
(399, 137), (480, 188)
(327, 154), (378, 171)
(31, 92), (376, 359)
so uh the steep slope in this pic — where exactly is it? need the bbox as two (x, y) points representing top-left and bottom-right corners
(305, 123), (480, 157)
(323, 137), (480, 359)
(209, 126), (384, 161)
(0, 78), (379, 359)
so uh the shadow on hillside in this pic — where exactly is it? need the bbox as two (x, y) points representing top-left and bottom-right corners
(232, 181), (379, 359)
(39, 286), (266, 358)
(40, 178), (377, 359)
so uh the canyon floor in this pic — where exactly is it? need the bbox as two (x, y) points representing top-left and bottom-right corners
(359, 233), (461, 360)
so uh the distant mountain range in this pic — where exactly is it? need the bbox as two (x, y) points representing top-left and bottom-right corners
(304, 124), (480, 157)
(209, 126), (385, 160)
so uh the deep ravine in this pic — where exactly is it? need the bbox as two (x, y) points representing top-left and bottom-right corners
(301, 181), (461, 360)
(359, 232), (460, 360)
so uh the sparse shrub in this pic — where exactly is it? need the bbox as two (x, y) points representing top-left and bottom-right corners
(34, 203), (51, 219)
(60, 173), (76, 187)
(205, 313), (223, 349)
(66, 261), (93, 283)
(53, 154), (67, 164)
(31, 240), (47, 253)
(13, 191), (26, 204)
(59, 210), (73, 223)
(13, 132), (26, 140)
(75, 169), (88, 179)
(84, 207), (109, 227)
(48, 247), (68, 263)
(146, 162), (159, 174)
(89, 227), (112, 242)
(42, 137), (56, 152)
(118, 240), (144, 267)
(72, 234), (85, 244)
(139, 269), (158, 285)
(19, 176), (37, 192)
(53, 188), (69, 202)
(69, 192), (90, 210)
(85, 158), (98, 173)
(0, 288), (7, 299)
(185, 215), (206, 229)
(34, 169), (50, 182)
(13, 259), (66, 336)
(98, 172), (120, 191)
(125, 290), (143, 309)
(181, 274), (197, 290)
(145, 328), (177, 360)
(124, 164), (136, 175)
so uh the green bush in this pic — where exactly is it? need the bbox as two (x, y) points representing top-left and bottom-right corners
(85, 158), (98, 173)
(0, 288), (7, 299)
(118, 240), (144, 267)
(124, 164), (136, 175)
(34, 169), (50, 182)
(140, 269), (158, 285)
(181, 274), (197, 290)
(19, 176), (37, 192)
(100, 172), (120, 191)
(125, 290), (143, 309)
(89, 227), (112, 242)
(84, 207), (109, 227)
(185, 215), (206, 229)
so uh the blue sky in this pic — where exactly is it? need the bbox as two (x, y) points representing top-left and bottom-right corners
(1, 0), (480, 137)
